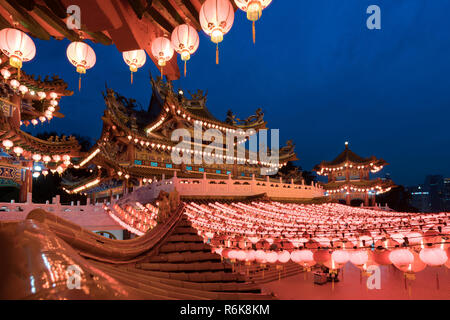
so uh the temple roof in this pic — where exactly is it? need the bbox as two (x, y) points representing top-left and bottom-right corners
(314, 143), (388, 171)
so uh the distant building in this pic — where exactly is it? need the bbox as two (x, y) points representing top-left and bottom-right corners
(408, 175), (446, 212)
(444, 178), (450, 211)
(407, 185), (429, 212)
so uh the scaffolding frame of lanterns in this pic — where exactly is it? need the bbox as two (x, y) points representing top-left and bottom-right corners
(183, 201), (449, 241)
(69, 178), (101, 194)
(104, 199), (449, 273)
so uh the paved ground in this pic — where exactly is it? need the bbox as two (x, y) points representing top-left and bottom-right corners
(261, 263), (449, 300)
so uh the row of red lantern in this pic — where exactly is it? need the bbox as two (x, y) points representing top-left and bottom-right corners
(214, 246), (450, 271)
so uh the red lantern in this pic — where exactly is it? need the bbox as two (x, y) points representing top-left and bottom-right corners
(151, 37), (174, 78)
(122, 49), (146, 84)
(171, 24), (199, 77)
(419, 247), (448, 267)
(66, 41), (96, 91)
(0, 28), (36, 80)
(277, 251), (290, 264)
(199, 0), (235, 64)
(234, 0), (272, 43)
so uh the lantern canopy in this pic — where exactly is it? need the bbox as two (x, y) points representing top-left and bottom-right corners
(0, 28), (36, 79)
(66, 41), (96, 91)
(234, 0), (272, 43)
(122, 49), (146, 84)
(199, 0), (235, 64)
(151, 37), (174, 78)
(171, 24), (199, 77)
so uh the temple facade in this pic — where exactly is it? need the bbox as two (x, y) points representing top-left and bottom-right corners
(64, 76), (311, 201)
(0, 53), (80, 201)
(314, 142), (395, 206)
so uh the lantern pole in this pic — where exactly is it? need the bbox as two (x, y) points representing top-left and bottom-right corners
(216, 43), (219, 65)
(253, 21), (256, 44)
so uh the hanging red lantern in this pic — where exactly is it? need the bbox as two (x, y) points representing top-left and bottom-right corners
(151, 37), (174, 78)
(122, 49), (146, 84)
(171, 24), (199, 77)
(66, 41), (96, 91)
(0, 28), (36, 80)
(199, 0), (235, 64)
(234, 0), (272, 43)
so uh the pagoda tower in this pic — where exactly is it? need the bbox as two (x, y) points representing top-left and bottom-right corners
(314, 142), (395, 206)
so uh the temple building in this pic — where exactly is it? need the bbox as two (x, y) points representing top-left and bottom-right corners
(63, 76), (302, 201)
(314, 142), (395, 206)
(0, 53), (80, 201)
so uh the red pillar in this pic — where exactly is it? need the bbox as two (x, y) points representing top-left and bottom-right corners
(346, 193), (351, 205)
(364, 191), (369, 206)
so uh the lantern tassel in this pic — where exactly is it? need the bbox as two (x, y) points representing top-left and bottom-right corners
(184, 60), (187, 77)
(253, 21), (256, 44)
(216, 43), (219, 65)
(436, 272), (439, 290)
(18, 67), (21, 81)
(131, 71), (133, 84)
(78, 74), (81, 91)
(161, 66), (163, 79)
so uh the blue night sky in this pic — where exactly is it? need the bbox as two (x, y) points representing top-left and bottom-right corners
(21, 0), (450, 187)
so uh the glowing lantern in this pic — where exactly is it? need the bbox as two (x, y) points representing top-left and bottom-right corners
(2, 139), (13, 150)
(50, 100), (58, 106)
(234, 0), (272, 43)
(389, 248), (414, 268)
(62, 155), (70, 161)
(151, 37), (174, 78)
(277, 251), (290, 263)
(42, 155), (51, 163)
(313, 249), (330, 264)
(1, 68), (11, 79)
(255, 250), (266, 263)
(49, 92), (57, 100)
(13, 146), (23, 156)
(0, 28), (36, 80)
(42, 170), (48, 176)
(350, 250), (369, 267)
(10, 79), (19, 89)
(265, 251), (278, 264)
(419, 248), (448, 267)
(37, 91), (46, 100)
(66, 41), (96, 91)
(171, 24), (199, 77)
(48, 106), (56, 112)
(39, 116), (46, 123)
(31, 119), (38, 126)
(32, 154), (41, 161)
(52, 155), (61, 162)
(235, 250), (247, 261)
(331, 250), (350, 267)
(122, 49), (146, 84)
(56, 166), (64, 174)
(199, 0), (235, 64)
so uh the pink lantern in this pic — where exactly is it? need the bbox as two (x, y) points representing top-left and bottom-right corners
(122, 49), (146, 84)
(1, 68), (11, 79)
(13, 146), (23, 156)
(2, 139), (13, 150)
(66, 41), (96, 91)
(389, 248), (414, 268)
(151, 37), (174, 78)
(235, 250), (247, 261)
(245, 250), (256, 262)
(255, 250), (266, 263)
(277, 251), (290, 263)
(10, 79), (19, 89)
(37, 91), (46, 100)
(419, 248), (448, 267)
(331, 249), (350, 267)
(265, 251), (278, 264)
(171, 24), (199, 77)
(199, 0), (235, 64)
(350, 250), (369, 267)
(234, 0), (272, 43)
(32, 154), (41, 161)
(0, 28), (36, 79)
